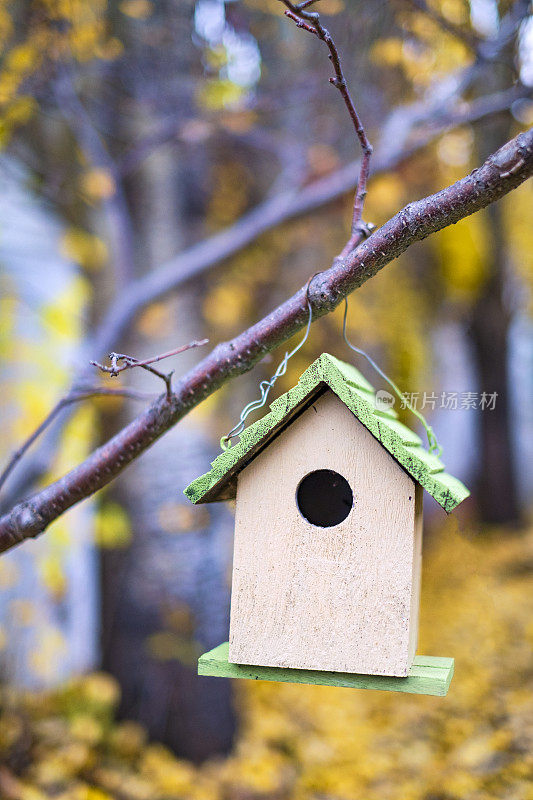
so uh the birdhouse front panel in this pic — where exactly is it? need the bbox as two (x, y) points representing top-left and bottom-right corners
(228, 389), (423, 677)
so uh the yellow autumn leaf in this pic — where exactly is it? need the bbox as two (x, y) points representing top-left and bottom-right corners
(136, 301), (175, 338)
(11, 342), (67, 384)
(145, 632), (200, 664)
(0, 72), (21, 104)
(120, 0), (153, 19)
(70, 715), (103, 745)
(94, 501), (132, 548)
(6, 43), (38, 73)
(83, 788), (114, 800)
(437, 127), (474, 167)
(14, 380), (55, 427)
(96, 37), (124, 60)
(79, 672), (121, 708)
(32, 753), (74, 785)
(203, 283), (250, 328)
(109, 721), (147, 757)
(2, 525), (533, 800)
(80, 168), (116, 201)
(45, 406), (97, 487)
(61, 227), (108, 271)
(42, 305), (77, 342)
(41, 275), (90, 343)
(163, 603), (194, 635)
(17, 785), (47, 800)
(50, 519), (71, 547)
(434, 211), (489, 302)
(186, 384), (219, 422)
(39, 556), (67, 599)
(5, 95), (36, 125)
(205, 45), (227, 71)
(0, 8), (14, 42)
(366, 173), (404, 218)
(0, 119), (15, 150)
(370, 37), (403, 66)
(441, 0), (468, 24)
(29, 628), (67, 681)
(317, 0), (345, 14)
(0, 294), (16, 357)
(198, 79), (244, 112)
(69, 21), (106, 62)
(141, 744), (196, 794)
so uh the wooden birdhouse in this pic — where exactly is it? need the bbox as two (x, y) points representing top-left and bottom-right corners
(185, 354), (469, 695)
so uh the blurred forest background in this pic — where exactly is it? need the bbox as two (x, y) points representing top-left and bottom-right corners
(0, 0), (532, 797)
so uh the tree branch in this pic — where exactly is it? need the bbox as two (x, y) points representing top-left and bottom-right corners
(281, 0), (373, 254)
(0, 342), (209, 496)
(0, 127), (531, 553)
(0, 387), (156, 495)
(0, 81), (529, 515)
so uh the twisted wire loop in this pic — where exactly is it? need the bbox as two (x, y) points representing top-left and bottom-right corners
(342, 297), (442, 456)
(220, 275), (319, 451)
(220, 273), (441, 458)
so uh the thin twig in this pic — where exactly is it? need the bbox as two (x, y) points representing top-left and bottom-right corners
(0, 387), (155, 494)
(280, 0), (373, 256)
(91, 339), (209, 400)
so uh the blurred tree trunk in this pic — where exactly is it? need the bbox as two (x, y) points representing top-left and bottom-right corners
(98, 1), (236, 760)
(100, 134), (236, 760)
(469, 110), (522, 526)
(0, 157), (99, 687)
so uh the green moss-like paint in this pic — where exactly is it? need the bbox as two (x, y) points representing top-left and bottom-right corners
(184, 353), (470, 512)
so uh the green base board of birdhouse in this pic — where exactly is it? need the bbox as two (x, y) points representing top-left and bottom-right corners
(198, 642), (454, 696)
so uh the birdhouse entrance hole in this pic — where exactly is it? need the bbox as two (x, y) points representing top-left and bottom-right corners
(296, 469), (353, 527)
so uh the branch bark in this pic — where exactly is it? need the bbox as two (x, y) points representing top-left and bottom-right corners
(0, 127), (531, 554)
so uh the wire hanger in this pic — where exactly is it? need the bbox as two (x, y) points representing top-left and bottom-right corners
(221, 278), (441, 457)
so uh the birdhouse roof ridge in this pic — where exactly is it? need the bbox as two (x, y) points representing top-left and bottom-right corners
(184, 352), (470, 512)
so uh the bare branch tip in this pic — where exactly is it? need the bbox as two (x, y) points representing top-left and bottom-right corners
(279, 0), (372, 249)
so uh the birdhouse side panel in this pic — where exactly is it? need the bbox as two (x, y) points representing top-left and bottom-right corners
(228, 389), (420, 677)
(408, 483), (423, 665)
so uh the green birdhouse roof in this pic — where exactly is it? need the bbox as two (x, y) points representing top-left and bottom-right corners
(184, 352), (470, 512)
